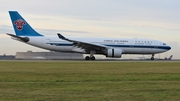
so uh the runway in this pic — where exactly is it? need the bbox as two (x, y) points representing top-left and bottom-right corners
(0, 59), (180, 62)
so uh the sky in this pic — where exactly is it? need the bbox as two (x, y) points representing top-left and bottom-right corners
(0, 0), (180, 59)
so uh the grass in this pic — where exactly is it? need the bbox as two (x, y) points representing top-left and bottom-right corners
(0, 61), (180, 101)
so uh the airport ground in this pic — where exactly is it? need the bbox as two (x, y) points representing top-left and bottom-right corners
(0, 61), (180, 101)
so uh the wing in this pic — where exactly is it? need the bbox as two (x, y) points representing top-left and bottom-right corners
(57, 33), (108, 52)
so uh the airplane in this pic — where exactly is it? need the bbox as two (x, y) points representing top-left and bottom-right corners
(7, 11), (171, 60)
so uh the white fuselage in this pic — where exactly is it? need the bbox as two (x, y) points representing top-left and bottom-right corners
(23, 36), (171, 55)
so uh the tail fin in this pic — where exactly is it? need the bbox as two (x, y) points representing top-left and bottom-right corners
(9, 11), (43, 36)
(168, 55), (173, 60)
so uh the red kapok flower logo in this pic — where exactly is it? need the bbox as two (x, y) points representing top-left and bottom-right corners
(14, 19), (26, 30)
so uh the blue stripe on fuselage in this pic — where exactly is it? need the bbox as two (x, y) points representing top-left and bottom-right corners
(104, 45), (171, 50)
(47, 43), (171, 50)
(47, 43), (72, 46)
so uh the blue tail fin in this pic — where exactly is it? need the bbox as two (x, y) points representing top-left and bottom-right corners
(9, 11), (43, 36)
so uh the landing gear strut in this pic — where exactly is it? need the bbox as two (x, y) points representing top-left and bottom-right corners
(151, 54), (155, 60)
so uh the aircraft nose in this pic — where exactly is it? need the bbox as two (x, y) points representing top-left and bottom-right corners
(167, 46), (171, 50)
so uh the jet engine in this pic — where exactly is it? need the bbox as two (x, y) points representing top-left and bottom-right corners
(106, 48), (122, 58)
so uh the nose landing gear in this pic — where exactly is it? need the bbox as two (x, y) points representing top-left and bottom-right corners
(151, 54), (155, 60)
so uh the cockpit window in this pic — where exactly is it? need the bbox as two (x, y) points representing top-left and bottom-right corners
(163, 43), (166, 45)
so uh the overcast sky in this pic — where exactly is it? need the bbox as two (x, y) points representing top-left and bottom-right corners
(0, 0), (180, 59)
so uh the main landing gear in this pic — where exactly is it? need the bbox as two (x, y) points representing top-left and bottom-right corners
(85, 56), (96, 60)
(151, 54), (155, 60)
(85, 50), (96, 60)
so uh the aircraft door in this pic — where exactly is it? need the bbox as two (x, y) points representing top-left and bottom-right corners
(41, 38), (50, 47)
(42, 38), (50, 44)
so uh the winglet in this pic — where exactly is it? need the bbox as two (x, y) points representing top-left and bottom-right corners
(57, 33), (74, 43)
(57, 33), (66, 40)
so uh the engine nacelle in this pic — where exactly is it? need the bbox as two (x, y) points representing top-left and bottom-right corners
(106, 49), (122, 58)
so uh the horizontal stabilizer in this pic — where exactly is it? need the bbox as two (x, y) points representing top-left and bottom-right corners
(7, 33), (29, 42)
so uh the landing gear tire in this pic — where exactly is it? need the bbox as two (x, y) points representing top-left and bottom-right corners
(85, 56), (96, 60)
(85, 56), (90, 60)
(91, 56), (96, 60)
(151, 57), (154, 60)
